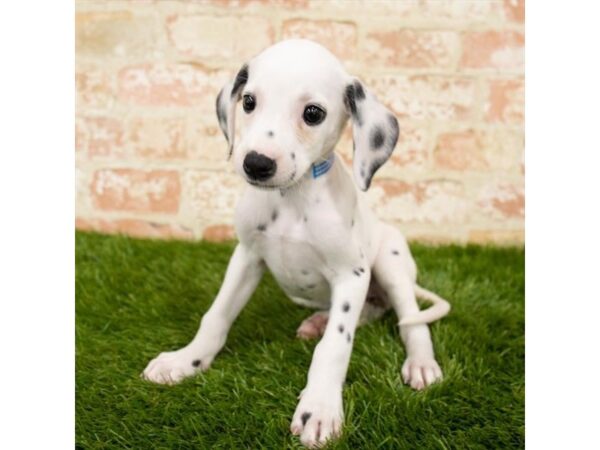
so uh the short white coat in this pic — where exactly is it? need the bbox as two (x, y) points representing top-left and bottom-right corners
(143, 39), (450, 448)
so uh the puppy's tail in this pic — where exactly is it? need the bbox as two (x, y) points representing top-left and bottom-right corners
(398, 285), (451, 326)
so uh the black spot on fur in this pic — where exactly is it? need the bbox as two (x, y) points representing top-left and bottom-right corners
(344, 85), (357, 120)
(338, 324), (344, 333)
(301, 269), (309, 275)
(359, 267), (365, 273)
(370, 126), (385, 150)
(271, 210), (278, 222)
(303, 215), (308, 222)
(216, 88), (223, 111)
(230, 64), (248, 99)
(291, 152), (295, 160)
(301, 412), (312, 426)
(346, 333), (352, 343)
(344, 82), (364, 126)
(388, 114), (400, 148)
(306, 284), (316, 289)
(392, 249), (399, 255)
(215, 89), (228, 139)
(342, 302), (350, 312)
(257, 224), (266, 231)
(353, 267), (364, 276)
(267, 130), (274, 137)
(363, 157), (387, 190)
(354, 81), (366, 100)
(192, 359), (201, 368)
(370, 157), (386, 175)
(360, 118), (399, 190)
(351, 219), (355, 227)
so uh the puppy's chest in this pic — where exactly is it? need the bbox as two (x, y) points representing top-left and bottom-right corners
(242, 207), (333, 302)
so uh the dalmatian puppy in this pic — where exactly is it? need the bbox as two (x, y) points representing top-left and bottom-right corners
(143, 39), (450, 448)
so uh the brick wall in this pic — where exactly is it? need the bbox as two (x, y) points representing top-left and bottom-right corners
(75, 0), (524, 244)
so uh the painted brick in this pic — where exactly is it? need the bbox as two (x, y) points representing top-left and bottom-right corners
(76, 217), (194, 240)
(461, 31), (524, 70)
(75, 66), (116, 110)
(76, 166), (93, 214)
(186, 120), (232, 167)
(206, 0), (308, 8)
(369, 179), (470, 224)
(76, 11), (163, 59)
(307, 0), (417, 17)
(485, 79), (524, 123)
(91, 169), (181, 213)
(118, 63), (228, 109)
(181, 170), (244, 223)
(282, 19), (357, 60)
(468, 228), (524, 244)
(365, 75), (477, 121)
(167, 15), (274, 61)
(202, 224), (236, 242)
(76, 116), (125, 158)
(75, 118), (85, 154)
(129, 117), (187, 159)
(434, 130), (487, 171)
(74, 0), (525, 244)
(389, 125), (431, 170)
(364, 29), (460, 69)
(434, 128), (523, 172)
(504, 0), (525, 23)
(420, 0), (506, 21)
(478, 182), (524, 219)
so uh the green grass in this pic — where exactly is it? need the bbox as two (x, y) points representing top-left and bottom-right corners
(76, 231), (524, 449)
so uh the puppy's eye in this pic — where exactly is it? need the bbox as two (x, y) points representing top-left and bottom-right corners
(303, 104), (326, 126)
(242, 94), (256, 113)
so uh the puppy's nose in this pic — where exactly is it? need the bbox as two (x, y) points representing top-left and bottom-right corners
(243, 151), (277, 181)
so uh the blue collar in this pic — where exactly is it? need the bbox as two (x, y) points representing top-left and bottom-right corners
(311, 153), (335, 179)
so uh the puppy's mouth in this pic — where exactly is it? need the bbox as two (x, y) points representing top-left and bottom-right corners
(245, 166), (299, 190)
(246, 179), (282, 190)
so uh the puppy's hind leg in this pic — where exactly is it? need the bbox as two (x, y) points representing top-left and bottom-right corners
(372, 225), (443, 390)
(359, 277), (391, 326)
(296, 280), (390, 340)
(297, 310), (329, 340)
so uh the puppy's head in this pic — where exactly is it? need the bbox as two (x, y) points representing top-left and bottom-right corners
(216, 39), (399, 191)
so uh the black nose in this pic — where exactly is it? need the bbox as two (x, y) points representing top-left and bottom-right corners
(243, 151), (277, 181)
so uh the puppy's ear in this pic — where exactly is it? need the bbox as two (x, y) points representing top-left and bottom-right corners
(215, 63), (249, 158)
(343, 79), (400, 191)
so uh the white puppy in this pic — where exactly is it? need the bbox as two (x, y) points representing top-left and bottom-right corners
(143, 39), (450, 448)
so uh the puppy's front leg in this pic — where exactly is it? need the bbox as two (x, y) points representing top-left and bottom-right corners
(291, 269), (370, 448)
(143, 243), (264, 384)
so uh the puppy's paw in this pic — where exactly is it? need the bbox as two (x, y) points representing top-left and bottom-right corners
(142, 348), (213, 385)
(401, 356), (443, 390)
(291, 388), (343, 448)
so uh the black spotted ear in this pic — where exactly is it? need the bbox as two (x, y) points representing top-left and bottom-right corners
(343, 79), (400, 191)
(215, 63), (249, 158)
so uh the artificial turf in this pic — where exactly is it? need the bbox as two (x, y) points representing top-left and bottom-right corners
(75, 231), (524, 449)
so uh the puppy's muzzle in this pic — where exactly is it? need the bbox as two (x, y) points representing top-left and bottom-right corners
(243, 151), (277, 181)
